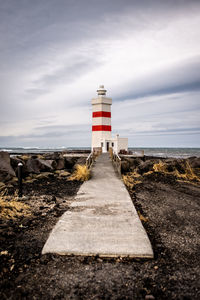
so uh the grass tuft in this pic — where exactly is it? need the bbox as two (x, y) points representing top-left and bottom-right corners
(69, 164), (90, 181)
(122, 173), (142, 190)
(137, 211), (148, 222)
(123, 159), (200, 189)
(153, 160), (167, 173)
(0, 190), (31, 220)
(153, 160), (200, 182)
(174, 161), (199, 182)
(20, 155), (29, 161)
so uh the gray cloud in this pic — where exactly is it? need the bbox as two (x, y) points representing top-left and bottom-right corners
(31, 55), (102, 91)
(0, 123), (91, 147)
(127, 127), (200, 136)
(0, 0), (200, 147)
(114, 56), (200, 101)
(34, 124), (90, 133)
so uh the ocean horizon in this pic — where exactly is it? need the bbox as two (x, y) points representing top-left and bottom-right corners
(1, 146), (200, 158)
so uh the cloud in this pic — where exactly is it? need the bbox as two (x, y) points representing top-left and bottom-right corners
(112, 90), (200, 147)
(0, 0), (200, 147)
(0, 124), (91, 148)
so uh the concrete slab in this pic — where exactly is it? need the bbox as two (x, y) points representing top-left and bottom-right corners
(42, 153), (153, 258)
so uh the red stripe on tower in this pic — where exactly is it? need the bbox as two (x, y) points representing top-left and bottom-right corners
(92, 125), (112, 131)
(93, 111), (111, 118)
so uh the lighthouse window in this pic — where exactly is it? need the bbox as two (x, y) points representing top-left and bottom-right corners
(112, 142), (114, 147)
(101, 142), (103, 147)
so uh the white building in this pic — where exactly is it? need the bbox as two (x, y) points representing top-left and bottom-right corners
(91, 85), (128, 153)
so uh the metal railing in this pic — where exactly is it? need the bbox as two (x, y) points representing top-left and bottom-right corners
(112, 150), (122, 176)
(86, 152), (95, 169)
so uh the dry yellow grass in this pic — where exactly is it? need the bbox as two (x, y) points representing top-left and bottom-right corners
(174, 161), (199, 182)
(131, 171), (142, 178)
(69, 164), (90, 181)
(20, 155), (29, 161)
(153, 160), (167, 173)
(0, 182), (6, 191)
(143, 171), (154, 176)
(153, 160), (200, 182)
(123, 159), (200, 189)
(137, 211), (148, 222)
(0, 190), (31, 220)
(122, 173), (142, 190)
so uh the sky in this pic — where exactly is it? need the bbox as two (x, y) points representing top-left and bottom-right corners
(0, 0), (200, 148)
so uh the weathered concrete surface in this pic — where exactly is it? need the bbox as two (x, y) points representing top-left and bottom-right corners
(42, 153), (153, 258)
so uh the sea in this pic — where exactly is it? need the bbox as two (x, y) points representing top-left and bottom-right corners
(0, 147), (200, 158)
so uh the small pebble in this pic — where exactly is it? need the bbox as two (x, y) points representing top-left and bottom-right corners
(145, 295), (155, 300)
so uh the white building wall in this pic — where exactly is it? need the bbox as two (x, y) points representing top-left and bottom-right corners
(112, 136), (128, 153)
(92, 132), (112, 149)
(117, 138), (128, 153)
(92, 97), (112, 106)
(92, 103), (111, 112)
(92, 117), (111, 126)
(92, 132), (103, 148)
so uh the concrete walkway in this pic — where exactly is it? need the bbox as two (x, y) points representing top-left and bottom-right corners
(42, 153), (153, 258)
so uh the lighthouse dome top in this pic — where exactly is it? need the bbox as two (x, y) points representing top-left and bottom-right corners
(97, 85), (107, 96)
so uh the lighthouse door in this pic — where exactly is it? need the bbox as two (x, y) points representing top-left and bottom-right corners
(106, 142), (109, 152)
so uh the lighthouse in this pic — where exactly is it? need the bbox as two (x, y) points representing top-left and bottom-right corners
(91, 85), (128, 153)
(92, 85), (112, 153)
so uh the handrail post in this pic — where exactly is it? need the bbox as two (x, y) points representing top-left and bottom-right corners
(86, 152), (95, 169)
(111, 150), (121, 176)
(18, 162), (23, 197)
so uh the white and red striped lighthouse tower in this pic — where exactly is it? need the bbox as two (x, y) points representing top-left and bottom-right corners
(92, 85), (112, 153)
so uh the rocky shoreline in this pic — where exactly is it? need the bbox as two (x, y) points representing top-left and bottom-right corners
(0, 151), (87, 193)
(0, 151), (200, 299)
